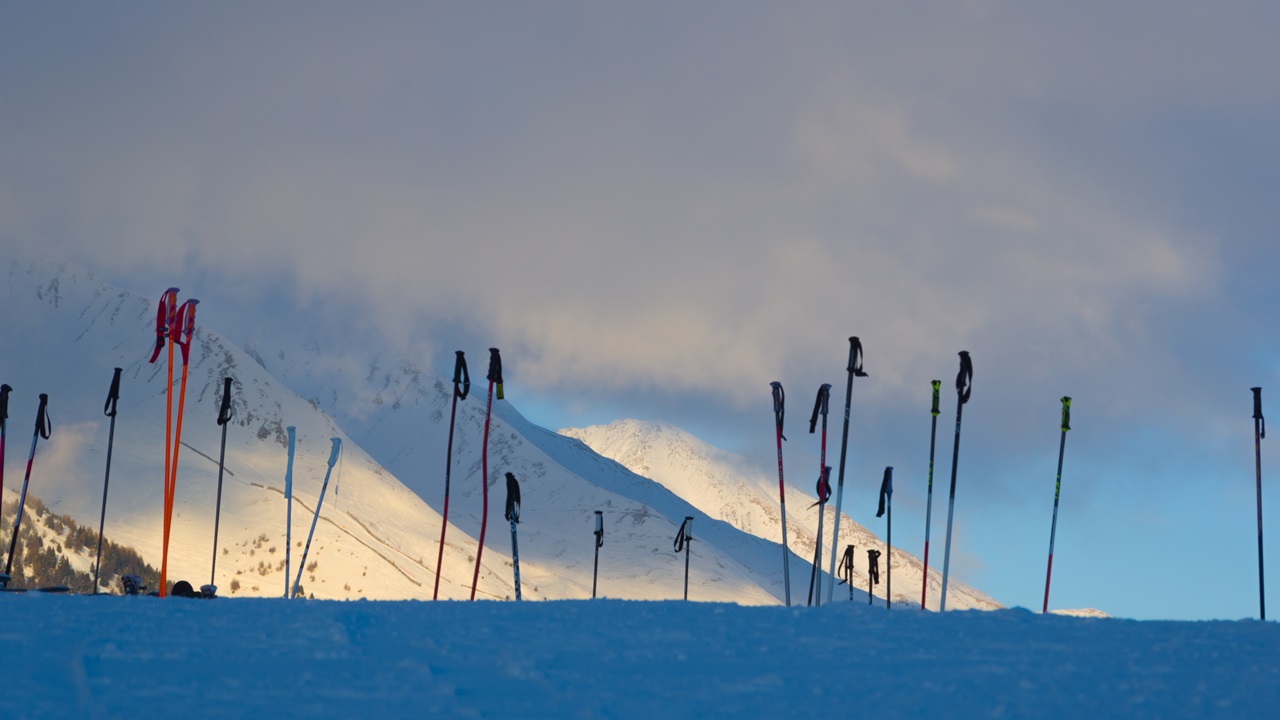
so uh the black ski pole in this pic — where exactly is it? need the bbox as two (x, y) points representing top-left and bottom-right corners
(837, 544), (855, 601)
(0, 384), (9, 512)
(505, 472), (522, 601)
(921, 379), (940, 610)
(592, 510), (603, 599)
(471, 348), (502, 601)
(877, 466), (893, 609)
(769, 381), (792, 607)
(1253, 387), (1266, 620)
(939, 351), (973, 612)
(1042, 396), (1072, 614)
(434, 350), (469, 600)
(92, 370), (122, 594)
(827, 337), (868, 603)
(808, 383), (832, 606)
(807, 466), (832, 607)
(3, 394), (51, 588)
(675, 516), (694, 601)
(209, 377), (234, 593)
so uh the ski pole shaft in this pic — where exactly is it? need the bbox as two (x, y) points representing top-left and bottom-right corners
(0, 383), (10, 508)
(471, 348), (502, 601)
(510, 519), (521, 601)
(828, 337), (867, 604)
(434, 350), (468, 601)
(1254, 386), (1266, 620)
(1043, 397), (1071, 614)
(939, 351), (972, 612)
(770, 382), (791, 606)
(921, 379), (940, 610)
(682, 517), (693, 601)
(292, 438), (341, 598)
(593, 510), (603, 599)
(211, 377), (233, 588)
(284, 426), (296, 598)
(93, 369), (122, 594)
(4, 394), (50, 581)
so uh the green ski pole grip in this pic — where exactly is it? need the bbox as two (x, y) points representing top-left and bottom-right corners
(1060, 396), (1072, 432)
(931, 380), (941, 416)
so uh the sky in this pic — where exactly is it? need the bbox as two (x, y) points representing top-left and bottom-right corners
(3, 2), (1279, 620)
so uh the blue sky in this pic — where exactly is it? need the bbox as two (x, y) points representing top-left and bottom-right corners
(3, 2), (1279, 619)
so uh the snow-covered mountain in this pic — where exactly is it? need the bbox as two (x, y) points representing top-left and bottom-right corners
(560, 419), (1001, 610)
(0, 259), (831, 604)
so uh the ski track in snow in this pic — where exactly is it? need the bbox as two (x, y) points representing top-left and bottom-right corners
(2, 595), (1277, 719)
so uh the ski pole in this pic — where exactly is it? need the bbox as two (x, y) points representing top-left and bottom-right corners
(939, 351), (973, 612)
(434, 350), (469, 600)
(0, 384), (9, 509)
(505, 472), (522, 601)
(160, 298), (197, 597)
(837, 544), (855, 601)
(1253, 387), (1266, 620)
(921, 379), (940, 610)
(877, 466), (893, 609)
(210, 377), (234, 591)
(283, 426), (296, 598)
(471, 348), (502, 601)
(675, 516), (694, 601)
(827, 337), (868, 604)
(807, 466), (831, 607)
(92, 369), (122, 594)
(1042, 397), (1072, 614)
(592, 510), (603, 599)
(292, 438), (341, 599)
(769, 381), (792, 606)
(808, 383), (832, 606)
(2, 394), (51, 587)
(147, 288), (178, 597)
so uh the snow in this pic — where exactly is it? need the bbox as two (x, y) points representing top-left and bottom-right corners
(2, 594), (1276, 718)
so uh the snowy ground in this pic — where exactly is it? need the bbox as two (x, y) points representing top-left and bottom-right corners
(3, 595), (1277, 719)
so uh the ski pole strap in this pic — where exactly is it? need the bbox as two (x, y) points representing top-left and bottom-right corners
(488, 348), (504, 400)
(454, 351), (471, 401)
(674, 517), (693, 552)
(103, 369), (122, 417)
(217, 377), (234, 426)
(956, 351), (973, 405)
(847, 337), (869, 377)
(173, 299), (199, 364)
(867, 549), (881, 585)
(813, 466), (832, 505)
(1253, 387), (1265, 439)
(1060, 396), (1072, 432)
(808, 383), (832, 433)
(876, 466), (893, 518)
(770, 381), (786, 439)
(837, 544), (855, 585)
(594, 511), (604, 548)
(1, 383), (11, 422)
(931, 380), (941, 416)
(148, 288), (179, 363)
(35, 393), (50, 439)
(504, 472), (521, 523)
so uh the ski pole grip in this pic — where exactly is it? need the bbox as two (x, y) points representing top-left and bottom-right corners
(1254, 387), (1265, 439)
(326, 437), (342, 467)
(454, 351), (471, 400)
(594, 510), (604, 547)
(488, 348), (504, 400)
(956, 351), (973, 405)
(104, 368), (122, 418)
(770, 381), (785, 428)
(930, 380), (941, 416)
(848, 336), (869, 377)
(1060, 396), (1072, 432)
(217, 377), (234, 425)
(1, 383), (11, 422)
(35, 393), (50, 439)
(808, 384), (831, 433)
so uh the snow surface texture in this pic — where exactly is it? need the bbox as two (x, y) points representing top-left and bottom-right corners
(0, 259), (998, 608)
(2, 594), (1275, 718)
